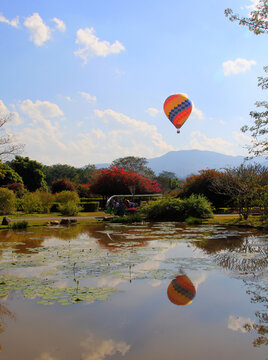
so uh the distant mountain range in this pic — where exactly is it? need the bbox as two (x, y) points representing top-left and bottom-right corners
(95, 150), (267, 179)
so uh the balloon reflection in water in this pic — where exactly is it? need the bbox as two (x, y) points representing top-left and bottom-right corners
(167, 274), (196, 306)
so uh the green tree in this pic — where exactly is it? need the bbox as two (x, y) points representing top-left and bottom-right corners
(111, 156), (155, 177)
(8, 156), (47, 192)
(0, 113), (24, 161)
(0, 163), (23, 186)
(43, 163), (97, 185)
(43, 164), (79, 185)
(76, 164), (97, 184)
(155, 171), (181, 194)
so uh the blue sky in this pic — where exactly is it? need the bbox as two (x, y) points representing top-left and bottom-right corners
(0, 0), (267, 166)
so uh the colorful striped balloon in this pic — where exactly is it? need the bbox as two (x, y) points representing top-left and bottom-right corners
(167, 274), (196, 306)
(163, 94), (192, 132)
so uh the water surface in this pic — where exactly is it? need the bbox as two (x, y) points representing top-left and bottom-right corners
(0, 223), (267, 359)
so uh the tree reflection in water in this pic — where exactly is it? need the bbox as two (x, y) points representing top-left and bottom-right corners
(194, 232), (268, 348)
(0, 302), (15, 352)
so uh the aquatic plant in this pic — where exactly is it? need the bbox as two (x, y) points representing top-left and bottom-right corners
(10, 221), (28, 229)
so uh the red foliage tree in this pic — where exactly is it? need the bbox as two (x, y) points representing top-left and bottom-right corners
(51, 178), (76, 194)
(76, 183), (91, 198)
(90, 167), (161, 197)
(178, 169), (231, 209)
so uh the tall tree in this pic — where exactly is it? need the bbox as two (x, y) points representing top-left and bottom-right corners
(0, 162), (23, 186)
(225, 1), (268, 158)
(211, 163), (268, 219)
(8, 156), (47, 192)
(155, 171), (181, 194)
(241, 67), (268, 158)
(111, 156), (155, 177)
(0, 114), (24, 161)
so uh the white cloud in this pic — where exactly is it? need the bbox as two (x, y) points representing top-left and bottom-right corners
(0, 100), (9, 113)
(0, 100), (23, 125)
(79, 91), (97, 103)
(35, 352), (59, 360)
(192, 104), (204, 120)
(0, 12), (19, 28)
(20, 99), (64, 120)
(228, 315), (253, 333)
(190, 130), (235, 155)
(23, 13), (65, 46)
(222, 58), (257, 76)
(74, 27), (125, 63)
(245, 0), (260, 12)
(52, 17), (66, 32)
(14, 102), (175, 166)
(65, 96), (72, 102)
(81, 333), (130, 360)
(232, 131), (252, 146)
(146, 107), (159, 117)
(24, 13), (51, 46)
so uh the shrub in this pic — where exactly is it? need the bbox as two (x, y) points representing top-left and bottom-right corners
(55, 191), (80, 204)
(51, 179), (76, 194)
(10, 221), (28, 229)
(55, 191), (81, 216)
(50, 203), (60, 212)
(21, 192), (42, 213)
(0, 188), (17, 215)
(182, 194), (213, 219)
(186, 217), (203, 225)
(141, 195), (213, 221)
(36, 191), (55, 213)
(141, 197), (185, 221)
(57, 201), (82, 216)
(110, 213), (143, 223)
(80, 202), (99, 212)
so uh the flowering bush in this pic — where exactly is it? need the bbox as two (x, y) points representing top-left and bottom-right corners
(76, 183), (91, 198)
(90, 167), (161, 197)
(3, 183), (25, 198)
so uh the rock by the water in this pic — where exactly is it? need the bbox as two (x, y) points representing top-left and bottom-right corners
(60, 219), (71, 225)
(2, 217), (11, 225)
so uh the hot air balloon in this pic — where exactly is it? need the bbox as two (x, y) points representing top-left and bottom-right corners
(163, 94), (192, 133)
(167, 274), (196, 306)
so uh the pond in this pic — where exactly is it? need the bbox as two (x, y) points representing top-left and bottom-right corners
(0, 222), (267, 360)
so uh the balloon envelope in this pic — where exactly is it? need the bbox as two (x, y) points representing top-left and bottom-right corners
(163, 94), (192, 130)
(167, 274), (196, 306)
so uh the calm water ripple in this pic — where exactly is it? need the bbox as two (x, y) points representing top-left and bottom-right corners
(0, 223), (267, 359)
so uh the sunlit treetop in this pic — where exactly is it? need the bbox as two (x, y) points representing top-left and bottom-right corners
(225, 0), (268, 35)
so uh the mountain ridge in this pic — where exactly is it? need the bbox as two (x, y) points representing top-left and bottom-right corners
(95, 150), (267, 178)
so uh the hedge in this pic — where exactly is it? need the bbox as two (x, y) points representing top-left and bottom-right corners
(80, 202), (99, 212)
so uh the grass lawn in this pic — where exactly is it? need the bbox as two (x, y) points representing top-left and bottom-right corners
(0, 211), (107, 229)
(206, 214), (268, 229)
